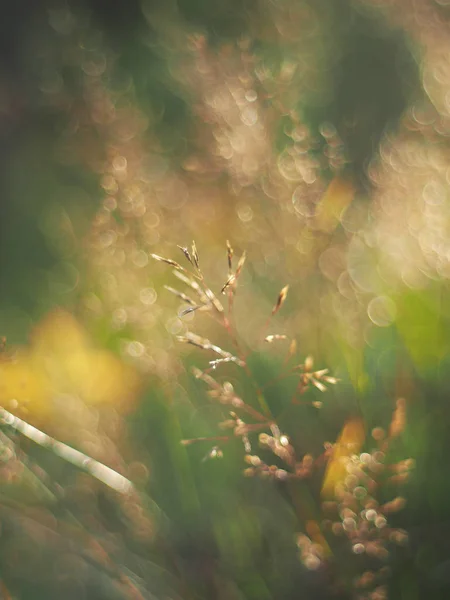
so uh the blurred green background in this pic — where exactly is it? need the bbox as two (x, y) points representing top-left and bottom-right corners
(1, 0), (450, 598)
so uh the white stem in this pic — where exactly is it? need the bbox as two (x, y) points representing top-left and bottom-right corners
(0, 407), (133, 494)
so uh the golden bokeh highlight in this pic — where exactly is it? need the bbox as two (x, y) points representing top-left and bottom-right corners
(0, 310), (140, 426)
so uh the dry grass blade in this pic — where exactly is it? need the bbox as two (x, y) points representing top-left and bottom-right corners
(203, 286), (224, 313)
(164, 285), (196, 305)
(150, 253), (185, 271)
(191, 240), (200, 270)
(172, 270), (209, 303)
(178, 332), (245, 366)
(235, 250), (247, 278)
(272, 285), (289, 315)
(172, 265), (222, 311)
(0, 407), (133, 493)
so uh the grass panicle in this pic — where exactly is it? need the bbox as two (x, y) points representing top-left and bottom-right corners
(152, 241), (413, 599)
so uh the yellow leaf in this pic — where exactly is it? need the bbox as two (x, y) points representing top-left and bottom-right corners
(305, 520), (331, 557)
(321, 417), (366, 499)
(315, 176), (355, 233)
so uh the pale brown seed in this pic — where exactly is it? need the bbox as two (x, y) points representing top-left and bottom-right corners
(235, 251), (247, 277)
(226, 240), (234, 272)
(221, 274), (236, 294)
(272, 285), (289, 315)
(178, 305), (202, 317)
(177, 245), (194, 266)
(191, 240), (200, 269)
(264, 334), (288, 342)
(389, 398), (406, 439)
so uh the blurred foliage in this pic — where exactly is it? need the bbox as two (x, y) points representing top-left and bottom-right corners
(0, 309), (140, 426)
(1, 0), (450, 599)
